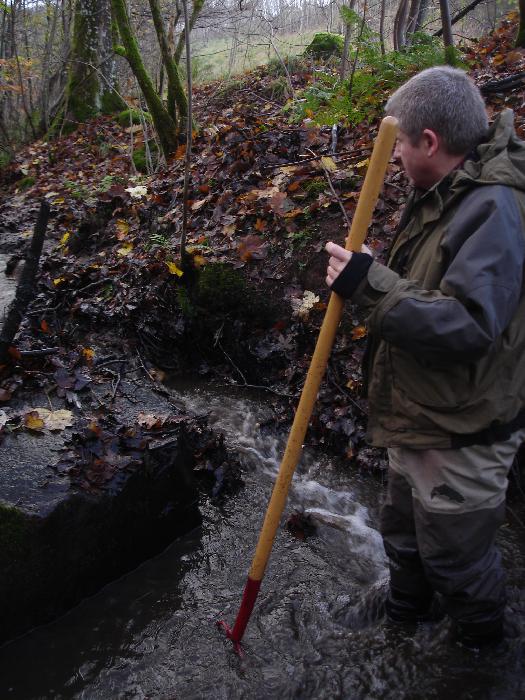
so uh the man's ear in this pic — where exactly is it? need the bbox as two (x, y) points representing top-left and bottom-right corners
(421, 129), (439, 157)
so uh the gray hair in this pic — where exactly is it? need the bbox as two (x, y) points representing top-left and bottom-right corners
(385, 66), (488, 155)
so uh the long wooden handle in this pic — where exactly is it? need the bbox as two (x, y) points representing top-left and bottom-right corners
(224, 116), (398, 646)
(249, 116), (398, 580)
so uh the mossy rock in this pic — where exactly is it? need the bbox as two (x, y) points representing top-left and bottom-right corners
(117, 108), (152, 127)
(304, 33), (344, 59)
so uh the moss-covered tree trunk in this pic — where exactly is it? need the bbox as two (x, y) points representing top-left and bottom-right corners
(65, 0), (100, 121)
(65, 0), (125, 123)
(111, 0), (178, 157)
(99, 0), (127, 113)
(147, 0), (186, 126)
(174, 0), (205, 64)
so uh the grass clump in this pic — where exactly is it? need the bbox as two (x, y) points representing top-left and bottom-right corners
(267, 54), (303, 77)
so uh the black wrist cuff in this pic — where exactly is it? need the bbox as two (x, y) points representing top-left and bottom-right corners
(331, 252), (373, 299)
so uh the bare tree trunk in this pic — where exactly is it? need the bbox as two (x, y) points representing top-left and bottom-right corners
(439, 0), (456, 64)
(406, 0), (421, 38)
(348, 1), (367, 101)
(393, 0), (410, 50)
(379, 0), (386, 54)
(339, 0), (356, 81)
(40, 0), (59, 131)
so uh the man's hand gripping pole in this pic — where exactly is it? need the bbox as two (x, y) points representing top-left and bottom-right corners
(218, 116), (398, 653)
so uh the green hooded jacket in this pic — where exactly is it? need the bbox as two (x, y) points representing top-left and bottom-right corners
(351, 109), (525, 449)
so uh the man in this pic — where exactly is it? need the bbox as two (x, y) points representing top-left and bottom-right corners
(325, 66), (525, 649)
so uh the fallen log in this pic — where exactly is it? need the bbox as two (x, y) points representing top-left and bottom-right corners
(0, 199), (50, 363)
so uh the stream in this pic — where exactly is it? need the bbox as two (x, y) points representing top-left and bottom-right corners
(0, 384), (524, 699)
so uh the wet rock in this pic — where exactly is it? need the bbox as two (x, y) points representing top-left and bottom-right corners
(0, 380), (208, 645)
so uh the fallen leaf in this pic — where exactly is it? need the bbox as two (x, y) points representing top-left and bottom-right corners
(320, 156), (337, 171)
(291, 290), (320, 319)
(30, 408), (74, 431)
(352, 325), (367, 340)
(166, 261), (184, 276)
(82, 347), (95, 363)
(191, 198), (208, 211)
(24, 410), (45, 431)
(117, 242), (133, 256)
(125, 185), (147, 198)
(237, 235), (267, 262)
(115, 219), (129, 239)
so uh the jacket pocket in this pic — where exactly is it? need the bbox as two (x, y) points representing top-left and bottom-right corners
(390, 346), (473, 409)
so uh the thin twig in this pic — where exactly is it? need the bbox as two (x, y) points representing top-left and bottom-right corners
(326, 365), (368, 416)
(306, 147), (352, 229)
(75, 277), (114, 295)
(263, 149), (368, 171)
(20, 347), (59, 357)
(94, 357), (128, 369)
(135, 348), (171, 397)
(110, 369), (123, 403)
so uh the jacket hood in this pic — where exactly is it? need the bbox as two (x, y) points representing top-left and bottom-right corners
(458, 108), (525, 192)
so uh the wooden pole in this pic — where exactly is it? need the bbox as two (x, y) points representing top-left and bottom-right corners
(219, 116), (398, 650)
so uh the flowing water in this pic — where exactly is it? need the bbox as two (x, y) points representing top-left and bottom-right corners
(0, 385), (524, 699)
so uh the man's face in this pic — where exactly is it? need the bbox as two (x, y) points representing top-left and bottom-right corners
(393, 130), (435, 189)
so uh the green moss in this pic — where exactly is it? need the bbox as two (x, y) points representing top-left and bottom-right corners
(17, 175), (36, 190)
(193, 264), (247, 315)
(304, 33), (344, 59)
(0, 151), (11, 169)
(444, 44), (459, 66)
(101, 89), (127, 115)
(303, 177), (327, 197)
(117, 108), (151, 126)
(177, 286), (195, 318)
(0, 504), (31, 562)
(132, 140), (158, 173)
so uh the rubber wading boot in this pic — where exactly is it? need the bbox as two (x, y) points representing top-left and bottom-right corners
(385, 588), (444, 626)
(450, 618), (504, 651)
